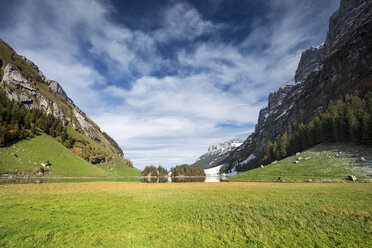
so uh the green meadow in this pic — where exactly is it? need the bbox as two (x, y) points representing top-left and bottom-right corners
(0, 134), (140, 177)
(230, 144), (372, 182)
(0, 182), (371, 247)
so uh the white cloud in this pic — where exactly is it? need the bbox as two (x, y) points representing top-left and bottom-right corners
(154, 2), (216, 42)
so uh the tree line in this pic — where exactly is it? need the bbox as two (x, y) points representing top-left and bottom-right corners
(170, 164), (206, 177)
(141, 164), (206, 177)
(0, 90), (73, 147)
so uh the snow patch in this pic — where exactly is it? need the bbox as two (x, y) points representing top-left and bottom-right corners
(239, 154), (256, 165)
(204, 164), (223, 177)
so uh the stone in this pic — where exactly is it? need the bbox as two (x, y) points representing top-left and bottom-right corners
(296, 152), (301, 156)
(305, 157), (311, 160)
(307, 179), (313, 182)
(260, 165), (264, 168)
(348, 175), (357, 181)
(294, 160), (299, 164)
(297, 157), (303, 161)
(360, 157), (366, 162)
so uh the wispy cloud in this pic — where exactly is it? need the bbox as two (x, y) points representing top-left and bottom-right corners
(0, 0), (339, 169)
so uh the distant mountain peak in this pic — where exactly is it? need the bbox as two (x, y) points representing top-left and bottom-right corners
(194, 139), (243, 169)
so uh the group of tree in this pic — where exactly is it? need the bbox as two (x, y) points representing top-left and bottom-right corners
(261, 92), (372, 165)
(170, 164), (206, 177)
(141, 165), (168, 177)
(0, 90), (73, 147)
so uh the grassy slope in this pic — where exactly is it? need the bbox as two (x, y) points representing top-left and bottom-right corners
(0, 182), (371, 247)
(229, 143), (372, 182)
(0, 134), (140, 177)
(0, 38), (137, 173)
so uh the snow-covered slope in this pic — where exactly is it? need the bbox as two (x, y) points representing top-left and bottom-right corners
(194, 139), (243, 169)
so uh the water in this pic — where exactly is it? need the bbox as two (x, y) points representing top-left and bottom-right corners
(0, 176), (224, 184)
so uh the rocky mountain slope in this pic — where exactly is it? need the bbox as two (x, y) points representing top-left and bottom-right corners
(0, 38), (133, 170)
(194, 139), (242, 169)
(224, 0), (372, 171)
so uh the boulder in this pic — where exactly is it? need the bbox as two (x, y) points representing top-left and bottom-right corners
(348, 175), (357, 181)
(360, 157), (366, 162)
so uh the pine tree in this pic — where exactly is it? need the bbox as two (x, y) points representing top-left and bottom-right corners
(278, 132), (289, 159)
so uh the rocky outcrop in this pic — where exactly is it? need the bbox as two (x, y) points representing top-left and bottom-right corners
(194, 139), (243, 169)
(295, 45), (324, 83)
(0, 40), (125, 158)
(225, 0), (372, 171)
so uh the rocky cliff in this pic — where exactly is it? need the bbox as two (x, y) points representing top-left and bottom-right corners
(194, 139), (243, 169)
(225, 0), (372, 170)
(0, 39), (130, 165)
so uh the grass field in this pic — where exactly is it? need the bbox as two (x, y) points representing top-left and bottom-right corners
(0, 182), (371, 247)
(229, 143), (372, 182)
(0, 134), (140, 177)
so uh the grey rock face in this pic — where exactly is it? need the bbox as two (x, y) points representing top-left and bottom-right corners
(324, 0), (368, 53)
(1, 64), (38, 105)
(295, 46), (325, 83)
(295, 0), (368, 83)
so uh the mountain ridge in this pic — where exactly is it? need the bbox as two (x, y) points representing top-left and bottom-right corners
(223, 0), (372, 172)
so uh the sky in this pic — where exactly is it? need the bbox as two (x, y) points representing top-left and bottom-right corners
(0, 0), (340, 169)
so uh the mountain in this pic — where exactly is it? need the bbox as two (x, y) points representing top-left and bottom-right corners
(194, 139), (243, 169)
(223, 0), (372, 172)
(0, 38), (137, 175)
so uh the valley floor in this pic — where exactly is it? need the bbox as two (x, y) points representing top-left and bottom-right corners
(0, 182), (371, 247)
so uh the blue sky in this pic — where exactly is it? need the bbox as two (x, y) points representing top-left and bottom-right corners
(0, 0), (340, 169)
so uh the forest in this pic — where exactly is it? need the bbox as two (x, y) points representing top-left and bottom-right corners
(0, 90), (72, 147)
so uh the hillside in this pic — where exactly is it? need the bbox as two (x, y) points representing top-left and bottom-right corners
(229, 143), (372, 182)
(224, 0), (372, 172)
(0, 133), (140, 177)
(0, 38), (136, 175)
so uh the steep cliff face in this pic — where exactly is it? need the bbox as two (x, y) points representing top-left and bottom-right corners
(0, 39), (127, 163)
(194, 139), (243, 169)
(225, 0), (372, 169)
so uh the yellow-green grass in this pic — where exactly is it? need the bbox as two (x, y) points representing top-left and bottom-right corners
(0, 182), (371, 247)
(230, 143), (372, 182)
(0, 134), (140, 177)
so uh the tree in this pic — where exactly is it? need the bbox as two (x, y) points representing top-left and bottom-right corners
(278, 132), (289, 159)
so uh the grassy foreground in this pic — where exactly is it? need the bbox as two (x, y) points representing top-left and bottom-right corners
(0, 134), (140, 177)
(230, 143), (372, 182)
(0, 182), (371, 247)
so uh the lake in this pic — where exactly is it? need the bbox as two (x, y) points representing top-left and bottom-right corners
(0, 176), (224, 184)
